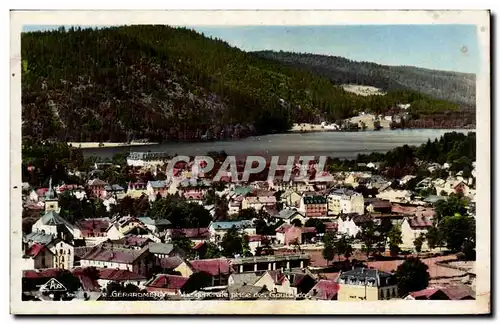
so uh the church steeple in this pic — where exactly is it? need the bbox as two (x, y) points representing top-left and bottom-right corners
(44, 177), (59, 213)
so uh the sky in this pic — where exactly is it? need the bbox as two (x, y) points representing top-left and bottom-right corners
(23, 24), (479, 74)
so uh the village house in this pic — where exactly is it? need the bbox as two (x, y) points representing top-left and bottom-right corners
(281, 189), (302, 208)
(253, 270), (297, 295)
(147, 180), (168, 197)
(306, 280), (340, 300)
(365, 198), (393, 214)
(106, 217), (159, 242)
(299, 195), (328, 218)
(98, 268), (148, 290)
(167, 228), (211, 244)
(75, 218), (110, 245)
(328, 188), (365, 216)
(56, 184), (86, 200)
(337, 268), (398, 301)
(127, 152), (170, 167)
(247, 235), (271, 255)
(148, 242), (186, 259)
(399, 175), (417, 186)
(79, 245), (155, 276)
(404, 284), (475, 300)
(275, 224), (317, 245)
(434, 178), (471, 197)
(102, 184), (126, 199)
(272, 208), (307, 225)
(242, 195), (277, 211)
(21, 243), (54, 270)
(87, 179), (108, 198)
(376, 189), (412, 203)
(23, 231), (75, 270)
(184, 191), (204, 204)
(343, 172), (372, 188)
(209, 220), (255, 242)
(126, 182), (148, 198)
(137, 217), (172, 236)
(144, 274), (189, 295)
(157, 255), (186, 273)
(401, 216), (433, 251)
(180, 258), (233, 287)
(228, 200), (242, 215)
(228, 273), (260, 286)
(283, 269), (317, 294)
(337, 214), (372, 238)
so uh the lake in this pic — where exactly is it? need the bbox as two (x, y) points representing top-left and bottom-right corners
(81, 129), (474, 160)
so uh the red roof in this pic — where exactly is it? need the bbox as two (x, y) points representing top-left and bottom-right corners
(170, 228), (210, 239)
(99, 268), (147, 281)
(159, 256), (184, 270)
(188, 258), (233, 276)
(248, 235), (265, 242)
(147, 274), (189, 290)
(35, 188), (49, 196)
(81, 246), (147, 264)
(57, 184), (83, 192)
(410, 287), (441, 299)
(301, 227), (317, 234)
(308, 280), (340, 300)
(24, 243), (50, 258)
(76, 218), (110, 232)
(409, 216), (433, 228)
(192, 242), (206, 250)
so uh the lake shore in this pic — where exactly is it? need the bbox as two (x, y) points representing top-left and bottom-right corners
(67, 142), (158, 149)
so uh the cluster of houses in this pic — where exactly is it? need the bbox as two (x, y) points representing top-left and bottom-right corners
(20, 152), (476, 301)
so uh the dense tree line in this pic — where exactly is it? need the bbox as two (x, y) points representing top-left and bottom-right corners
(253, 50), (476, 108)
(22, 26), (465, 143)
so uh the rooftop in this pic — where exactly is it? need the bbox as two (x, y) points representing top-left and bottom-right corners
(231, 253), (310, 265)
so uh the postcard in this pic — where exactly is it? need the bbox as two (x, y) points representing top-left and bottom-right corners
(10, 10), (490, 315)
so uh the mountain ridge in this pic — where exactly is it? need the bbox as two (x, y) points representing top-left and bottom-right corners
(252, 50), (476, 108)
(21, 26), (471, 143)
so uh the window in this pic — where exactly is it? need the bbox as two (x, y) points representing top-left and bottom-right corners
(67, 249), (71, 255)
(61, 256), (64, 263)
(60, 249), (63, 255)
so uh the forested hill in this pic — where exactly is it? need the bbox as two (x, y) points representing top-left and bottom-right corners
(252, 51), (476, 108)
(22, 26), (464, 143)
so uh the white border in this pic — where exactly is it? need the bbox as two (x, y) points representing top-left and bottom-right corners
(9, 10), (491, 315)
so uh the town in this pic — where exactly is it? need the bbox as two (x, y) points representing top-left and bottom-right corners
(20, 131), (476, 301)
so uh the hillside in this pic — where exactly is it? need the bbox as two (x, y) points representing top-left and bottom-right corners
(21, 26), (466, 143)
(252, 51), (476, 108)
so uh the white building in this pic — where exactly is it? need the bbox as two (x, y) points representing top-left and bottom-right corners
(127, 152), (170, 167)
(327, 188), (365, 216)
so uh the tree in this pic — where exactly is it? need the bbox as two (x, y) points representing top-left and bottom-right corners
(236, 208), (258, 220)
(434, 195), (468, 223)
(439, 213), (475, 253)
(170, 232), (194, 258)
(202, 242), (222, 259)
(291, 218), (303, 227)
(335, 234), (354, 261)
(358, 220), (381, 258)
(220, 227), (247, 257)
(182, 272), (213, 294)
(394, 257), (430, 297)
(425, 225), (441, 250)
(387, 224), (403, 256)
(322, 232), (337, 265)
(305, 218), (326, 234)
(413, 233), (426, 255)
